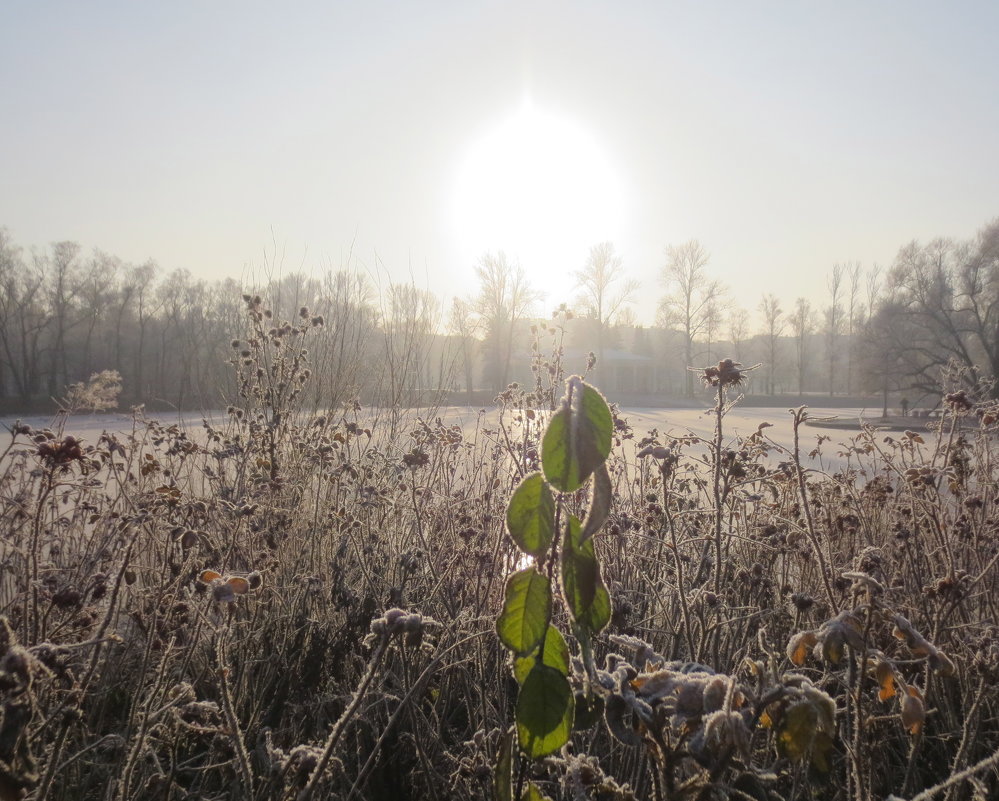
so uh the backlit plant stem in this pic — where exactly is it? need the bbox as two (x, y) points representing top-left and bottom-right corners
(790, 407), (839, 615)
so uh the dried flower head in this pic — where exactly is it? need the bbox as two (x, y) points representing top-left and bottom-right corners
(694, 359), (760, 388)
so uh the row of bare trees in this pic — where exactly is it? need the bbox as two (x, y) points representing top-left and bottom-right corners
(0, 226), (874, 412)
(4, 219), (994, 411)
(0, 232), (238, 409)
(0, 230), (457, 412)
(654, 240), (887, 398)
(455, 242), (897, 400)
(656, 218), (999, 403)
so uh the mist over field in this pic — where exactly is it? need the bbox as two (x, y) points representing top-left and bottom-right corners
(3, 3), (999, 800)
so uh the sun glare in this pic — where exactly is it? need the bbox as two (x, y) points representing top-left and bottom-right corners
(451, 103), (625, 306)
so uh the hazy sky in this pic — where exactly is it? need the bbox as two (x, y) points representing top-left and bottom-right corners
(2, 1), (997, 325)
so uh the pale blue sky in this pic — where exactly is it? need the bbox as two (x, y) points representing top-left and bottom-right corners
(2, 1), (997, 324)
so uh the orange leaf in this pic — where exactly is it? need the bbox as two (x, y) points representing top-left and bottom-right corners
(227, 577), (250, 594)
(200, 570), (222, 583)
(876, 661), (896, 702)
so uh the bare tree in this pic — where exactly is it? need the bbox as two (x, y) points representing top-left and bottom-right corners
(824, 264), (844, 396)
(78, 250), (120, 378)
(789, 297), (814, 396)
(867, 219), (999, 398)
(614, 306), (638, 329)
(0, 233), (49, 402)
(657, 240), (726, 396)
(312, 267), (376, 411)
(448, 297), (480, 403)
(124, 262), (161, 402)
(572, 242), (638, 380)
(0, 229), (20, 397)
(865, 264), (882, 322)
(858, 301), (913, 413)
(475, 252), (539, 392)
(758, 294), (784, 395)
(845, 262), (863, 394)
(726, 306), (750, 364)
(41, 241), (83, 397)
(703, 297), (725, 364)
(379, 282), (441, 416)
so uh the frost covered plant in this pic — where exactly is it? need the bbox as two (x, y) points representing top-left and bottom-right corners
(198, 569), (263, 603)
(62, 369), (123, 412)
(494, 376), (844, 801)
(591, 637), (840, 798)
(694, 358), (755, 388)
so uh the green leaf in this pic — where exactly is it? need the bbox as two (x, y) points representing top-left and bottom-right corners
(542, 379), (613, 493)
(541, 408), (574, 490)
(561, 516), (611, 635)
(506, 472), (556, 557)
(573, 690), (605, 730)
(516, 664), (574, 758)
(495, 727), (514, 801)
(579, 462), (611, 543)
(521, 783), (553, 801)
(514, 624), (569, 683)
(497, 567), (552, 655)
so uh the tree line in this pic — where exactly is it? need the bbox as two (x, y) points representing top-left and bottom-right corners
(1, 218), (996, 413)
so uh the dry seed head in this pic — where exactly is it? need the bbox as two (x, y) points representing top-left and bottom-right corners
(695, 358), (757, 387)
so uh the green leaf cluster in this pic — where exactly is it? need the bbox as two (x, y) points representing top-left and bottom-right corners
(496, 377), (615, 763)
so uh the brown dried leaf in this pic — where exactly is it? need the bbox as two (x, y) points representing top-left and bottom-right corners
(786, 630), (819, 666)
(901, 692), (925, 735)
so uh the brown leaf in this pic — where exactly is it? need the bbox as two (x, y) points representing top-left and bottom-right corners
(901, 693), (925, 735)
(786, 630), (818, 666)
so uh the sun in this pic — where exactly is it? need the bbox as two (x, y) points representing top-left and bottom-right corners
(450, 102), (626, 307)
